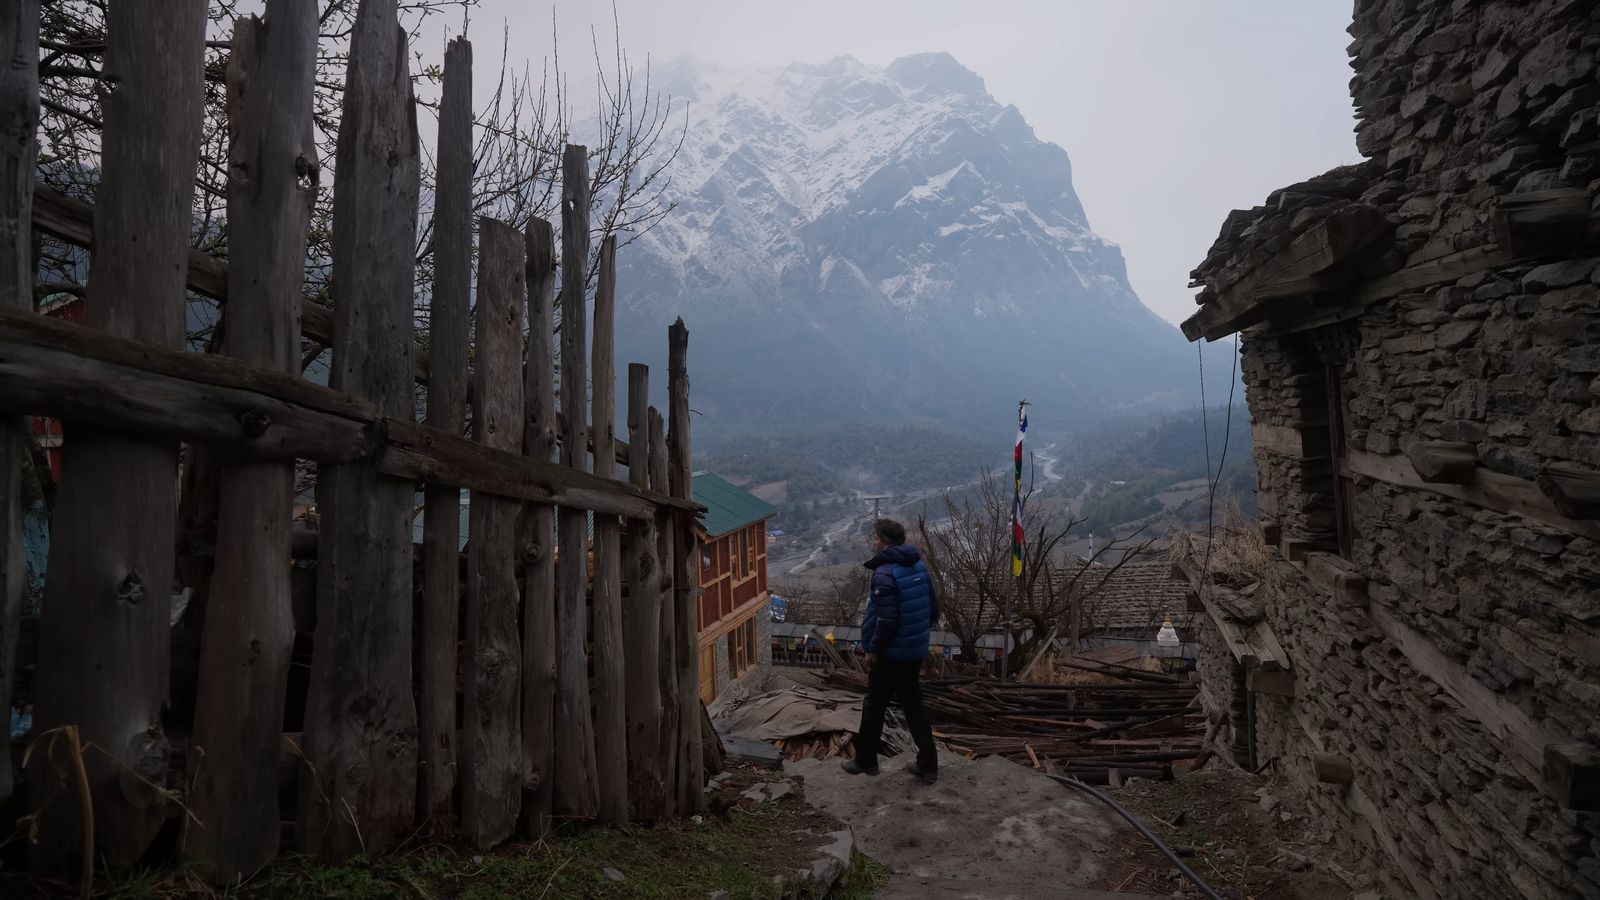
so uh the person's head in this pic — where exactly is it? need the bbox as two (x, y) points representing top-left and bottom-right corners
(873, 518), (907, 551)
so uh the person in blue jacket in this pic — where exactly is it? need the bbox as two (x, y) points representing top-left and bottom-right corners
(842, 518), (939, 783)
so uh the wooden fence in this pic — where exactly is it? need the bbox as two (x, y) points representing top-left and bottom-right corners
(0, 0), (704, 885)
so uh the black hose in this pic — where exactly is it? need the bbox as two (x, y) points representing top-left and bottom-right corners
(1045, 772), (1227, 900)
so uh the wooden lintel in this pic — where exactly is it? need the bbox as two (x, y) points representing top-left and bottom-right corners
(1305, 552), (1369, 608)
(1281, 538), (1316, 562)
(1312, 752), (1354, 786)
(1349, 449), (1600, 543)
(1247, 667), (1296, 698)
(1494, 188), (1591, 259)
(1406, 440), (1477, 484)
(1535, 463), (1600, 520)
(1543, 743), (1600, 811)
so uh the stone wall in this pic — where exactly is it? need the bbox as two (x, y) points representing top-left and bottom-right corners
(1195, 1), (1600, 898)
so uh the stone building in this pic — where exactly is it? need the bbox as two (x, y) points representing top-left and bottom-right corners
(1178, 1), (1600, 897)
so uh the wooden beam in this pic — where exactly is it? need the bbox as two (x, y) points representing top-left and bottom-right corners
(184, 3), (318, 881)
(1349, 449), (1600, 543)
(590, 236), (628, 825)
(1544, 743), (1600, 811)
(0, 0), (38, 808)
(1535, 463), (1600, 520)
(1312, 752), (1354, 786)
(1260, 518), (1282, 548)
(298, 0), (421, 859)
(520, 217), (558, 838)
(30, 0), (208, 869)
(460, 218), (525, 847)
(1247, 667), (1296, 698)
(1406, 440), (1477, 484)
(1304, 552), (1368, 608)
(650, 407), (681, 816)
(1251, 424), (1306, 459)
(0, 307), (700, 520)
(669, 319), (704, 814)
(553, 143), (600, 821)
(1494, 188), (1590, 259)
(417, 34), (472, 830)
(624, 363), (666, 822)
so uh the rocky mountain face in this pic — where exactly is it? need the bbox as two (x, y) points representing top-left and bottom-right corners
(614, 52), (1220, 436)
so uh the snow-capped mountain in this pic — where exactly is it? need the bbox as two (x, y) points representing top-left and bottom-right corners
(614, 52), (1207, 434)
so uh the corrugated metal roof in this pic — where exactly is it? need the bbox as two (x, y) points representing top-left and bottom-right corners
(693, 471), (778, 537)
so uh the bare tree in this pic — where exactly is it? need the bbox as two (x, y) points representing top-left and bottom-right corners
(33, 0), (686, 361)
(916, 467), (1153, 670)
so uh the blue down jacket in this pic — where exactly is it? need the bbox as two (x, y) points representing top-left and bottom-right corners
(861, 544), (938, 662)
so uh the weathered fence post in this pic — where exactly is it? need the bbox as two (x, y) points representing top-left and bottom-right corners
(554, 143), (600, 819)
(521, 218), (558, 837)
(30, 0), (208, 869)
(668, 318), (702, 813)
(186, 0), (319, 880)
(651, 407), (679, 816)
(462, 218), (526, 846)
(0, 0), (39, 806)
(591, 236), (628, 824)
(625, 365), (665, 821)
(299, 0), (421, 860)
(420, 34), (472, 829)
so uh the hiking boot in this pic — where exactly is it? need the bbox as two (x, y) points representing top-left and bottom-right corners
(840, 759), (880, 776)
(905, 761), (938, 785)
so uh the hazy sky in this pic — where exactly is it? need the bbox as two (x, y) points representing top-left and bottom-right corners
(426, 0), (1361, 327)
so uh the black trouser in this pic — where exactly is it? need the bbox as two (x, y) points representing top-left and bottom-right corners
(855, 657), (938, 772)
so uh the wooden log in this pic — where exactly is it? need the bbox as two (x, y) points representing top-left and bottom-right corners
(1535, 463), (1600, 520)
(30, 0), (207, 870)
(418, 34), (472, 829)
(461, 218), (526, 847)
(0, 307), (699, 518)
(1246, 668), (1296, 699)
(651, 408), (680, 816)
(1543, 743), (1600, 811)
(624, 366), (666, 822)
(1312, 752), (1354, 786)
(553, 143), (599, 820)
(520, 218), (558, 837)
(0, 0), (37, 806)
(590, 236), (628, 825)
(185, 2), (318, 881)
(1406, 440), (1477, 484)
(668, 318), (703, 814)
(298, 0), (421, 860)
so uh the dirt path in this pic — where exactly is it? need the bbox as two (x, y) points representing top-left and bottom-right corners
(790, 752), (1169, 899)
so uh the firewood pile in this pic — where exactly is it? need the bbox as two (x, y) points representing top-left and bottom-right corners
(820, 660), (1207, 785)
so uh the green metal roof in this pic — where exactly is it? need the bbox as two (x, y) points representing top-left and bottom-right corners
(693, 471), (778, 537)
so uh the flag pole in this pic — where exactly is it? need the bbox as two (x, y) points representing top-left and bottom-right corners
(1005, 400), (1028, 682)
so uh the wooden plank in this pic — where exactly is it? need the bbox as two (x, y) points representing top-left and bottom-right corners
(625, 366), (666, 822)
(553, 143), (599, 821)
(1367, 603), (1545, 787)
(1251, 424), (1305, 458)
(1494, 188), (1590, 259)
(1349, 449), (1600, 543)
(418, 35), (472, 829)
(298, 0), (421, 860)
(590, 236), (628, 824)
(1543, 743), (1600, 811)
(461, 218), (526, 847)
(30, 0), (208, 870)
(651, 408), (680, 816)
(0, 0), (37, 807)
(0, 307), (701, 519)
(185, 2), (318, 881)
(1535, 463), (1600, 520)
(1247, 668), (1296, 698)
(31, 183), (229, 301)
(668, 318), (704, 814)
(520, 218), (558, 837)
(1406, 440), (1477, 484)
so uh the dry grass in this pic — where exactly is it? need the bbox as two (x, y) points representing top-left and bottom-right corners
(1169, 500), (1268, 588)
